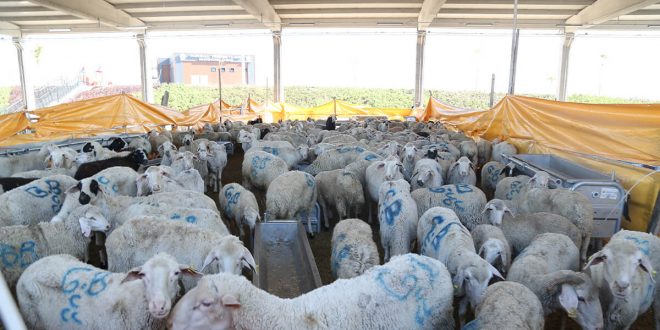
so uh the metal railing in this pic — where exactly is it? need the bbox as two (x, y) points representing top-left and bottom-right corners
(0, 271), (27, 330)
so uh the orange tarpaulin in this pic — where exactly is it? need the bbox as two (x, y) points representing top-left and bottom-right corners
(0, 112), (31, 141)
(424, 95), (660, 232)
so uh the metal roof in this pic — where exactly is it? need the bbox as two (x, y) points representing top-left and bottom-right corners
(0, 0), (659, 35)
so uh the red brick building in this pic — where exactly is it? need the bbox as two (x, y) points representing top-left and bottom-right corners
(157, 53), (255, 86)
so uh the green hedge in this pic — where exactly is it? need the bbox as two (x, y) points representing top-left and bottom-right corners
(0, 87), (11, 109)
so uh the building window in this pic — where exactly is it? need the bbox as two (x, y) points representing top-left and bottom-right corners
(211, 67), (216, 72)
(221, 67), (226, 72)
(229, 68), (235, 73)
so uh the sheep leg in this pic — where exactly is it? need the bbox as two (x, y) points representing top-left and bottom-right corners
(320, 199), (330, 230)
(581, 233), (591, 264)
(458, 298), (469, 328)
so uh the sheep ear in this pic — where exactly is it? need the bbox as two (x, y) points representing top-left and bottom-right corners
(639, 255), (655, 283)
(44, 154), (53, 167)
(504, 206), (515, 217)
(583, 251), (607, 270)
(201, 252), (218, 271)
(78, 217), (92, 238)
(66, 183), (81, 195)
(221, 294), (241, 308)
(64, 154), (73, 169)
(558, 284), (579, 319)
(452, 270), (466, 295)
(241, 247), (257, 274)
(488, 264), (504, 280)
(179, 265), (203, 278)
(121, 268), (144, 283)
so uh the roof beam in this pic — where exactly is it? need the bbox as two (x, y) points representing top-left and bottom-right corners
(114, 1), (237, 10)
(231, 0), (281, 31)
(25, 0), (145, 29)
(418, 0), (448, 30)
(565, 0), (660, 28)
(0, 21), (21, 37)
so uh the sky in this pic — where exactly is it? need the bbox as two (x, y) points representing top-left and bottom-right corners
(1, 28), (659, 100)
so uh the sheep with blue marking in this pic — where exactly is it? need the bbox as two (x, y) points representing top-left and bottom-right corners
(249, 143), (309, 170)
(266, 171), (318, 236)
(378, 179), (418, 262)
(412, 183), (487, 231)
(0, 174), (77, 227)
(17, 253), (201, 330)
(366, 155), (404, 223)
(0, 204), (110, 291)
(480, 160), (506, 199)
(112, 205), (228, 235)
(331, 218), (379, 279)
(219, 183), (260, 240)
(242, 150), (288, 191)
(416, 206), (503, 326)
(169, 254), (455, 330)
(304, 145), (376, 175)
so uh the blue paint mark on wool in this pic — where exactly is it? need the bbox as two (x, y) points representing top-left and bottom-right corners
(624, 236), (650, 256)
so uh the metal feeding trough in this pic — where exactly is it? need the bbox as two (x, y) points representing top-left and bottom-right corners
(252, 221), (322, 298)
(502, 154), (625, 238)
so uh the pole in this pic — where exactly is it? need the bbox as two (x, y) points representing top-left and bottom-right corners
(558, 32), (575, 101)
(0, 272), (27, 330)
(489, 74), (496, 107)
(273, 31), (283, 103)
(414, 30), (427, 108)
(12, 37), (35, 110)
(137, 34), (153, 103)
(507, 0), (519, 95)
(218, 61), (223, 111)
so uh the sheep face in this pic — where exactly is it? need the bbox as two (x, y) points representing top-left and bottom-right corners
(203, 123), (214, 132)
(46, 149), (75, 169)
(454, 157), (474, 177)
(182, 134), (194, 147)
(122, 253), (202, 319)
(559, 280), (604, 330)
(297, 145), (309, 161)
(196, 141), (210, 161)
(77, 142), (98, 164)
(237, 130), (254, 144)
(382, 157), (404, 181)
(482, 199), (513, 226)
(402, 143), (417, 160)
(478, 239), (508, 275)
(202, 236), (257, 276)
(137, 166), (172, 195)
(158, 141), (177, 157)
(168, 277), (234, 330)
(455, 261), (502, 308)
(585, 241), (654, 299)
(172, 151), (197, 171)
(78, 206), (111, 237)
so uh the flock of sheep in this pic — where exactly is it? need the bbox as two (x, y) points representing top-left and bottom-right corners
(0, 117), (657, 330)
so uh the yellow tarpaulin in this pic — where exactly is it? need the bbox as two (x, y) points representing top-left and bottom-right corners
(424, 95), (660, 232)
(263, 100), (413, 122)
(0, 112), (31, 141)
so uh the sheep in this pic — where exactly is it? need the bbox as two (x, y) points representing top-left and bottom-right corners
(10, 167), (77, 179)
(157, 141), (177, 166)
(459, 140), (478, 165)
(322, 134), (357, 144)
(400, 142), (419, 180)
(377, 179), (417, 262)
(105, 137), (127, 152)
(0, 204), (110, 290)
(147, 130), (171, 154)
(74, 149), (147, 180)
(480, 161), (505, 199)
(315, 169), (365, 228)
(304, 145), (376, 175)
(76, 141), (129, 164)
(475, 139), (492, 168)
(52, 178), (219, 223)
(170, 150), (196, 173)
(412, 184), (487, 231)
(218, 183), (260, 240)
(331, 218), (379, 279)
(128, 136), (152, 154)
(17, 253), (201, 330)
(112, 205), (228, 236)
(249, 144), (309, 169)
(0, 177), (36, 194)
(241, 150), (288, 191)
(447, 156), (477, 186)
(265, 171), (318, 235)
(168, 254), (454, 330)
(483, 199), (582, 256)
(365, 155), (404, 222)
(494, 175), (531, 201)
(106, 219), (254, 290)
(470, 224), (512, 275)
(410, 158), (443, 190)
(44, 147), (77, 170)
(0, 175), (77, 227)
(463, 281), (544, 330)
(172, 131), (193, 148)
(517, 186), (594, 263)
(0, 144), (54, 177)
(206, 141), (228, 192)
(584, 230), (660, 330)
(507, 233), (603, 329)
(136, 166), (204, 195)
(416, 206), (503, 326)
(491, 140), (517, 163)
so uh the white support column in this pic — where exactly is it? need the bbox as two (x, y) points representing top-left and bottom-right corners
(273, 31), (283, 103)
(558, 32), (575, 101)
(507, 0), (519, 95)
(414, 30), (427, 108)
(12, 37), (35, 110)
(137, 34), (153, 103)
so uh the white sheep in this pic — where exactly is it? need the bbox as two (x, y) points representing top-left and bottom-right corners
(17, 253), (201, 329)
(128, 136), (152, 154)
(218, 183), (260, 240)
(113, 206), (229, 235)
(241, 150), (288, 191)
(410, 158), (444, 190)
(136, 166), (204, 195)
(45, 147), (77, 170)
(249, 144), (309, 169)
(315, 169), (365, 228)
(76, 141), (129, 164)
(470, 224), (512, 275)
(475, 139), (492, 168)
(447, 156), (477, 186)
(508, 233), (604, 329)
(0, 204), (110, 290)
(463, 281), (544, 330)
(206, 141), (228, 192)
(585, 230), (660, 330)
(331, 218), (379, 279)
(416, 206), (503, 326)
(483, 199), (582, 256)
(88, 166), (139, 196)
(491, 140), (517, 163)
(479, 160), (505, 198)
(157, 141), (177, 166)
(0, 144), (55, 177)
(0, 174), (77, 226)
(494, 175), (531, 201)
(148, 130), (171, 155)
(458, 140), (478, 165)
(106, 218), (254, 290)
(304, 145), (377, 175)
(365, 155), (404, 223)
(378, 179), (418, 262)
(400, 142), (419, 180)
(169, 254), (455, 330)
(265, 171), (318, 235)
(412, 183), (487, 231)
